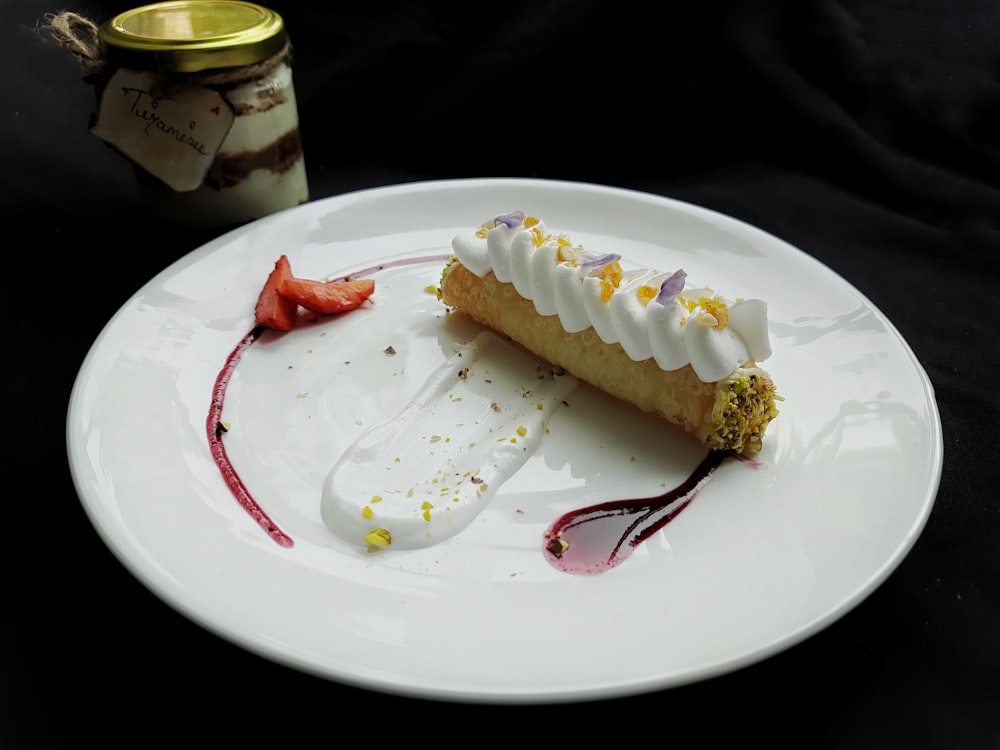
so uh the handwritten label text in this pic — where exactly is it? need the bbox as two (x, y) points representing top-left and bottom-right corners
(90, 68), (235, 192)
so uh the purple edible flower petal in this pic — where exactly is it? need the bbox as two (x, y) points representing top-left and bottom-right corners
(654, 269), (687, 305)
(578, 252), (622, 270)
(493, 211), (525, 229)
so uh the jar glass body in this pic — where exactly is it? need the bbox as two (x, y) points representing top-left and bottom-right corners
(130, 58), (308, 227)
(98, 1), (309, 227)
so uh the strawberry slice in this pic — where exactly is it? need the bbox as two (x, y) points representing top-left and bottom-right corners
(278, 277), (375, 315)
(255, 255), (299, 331)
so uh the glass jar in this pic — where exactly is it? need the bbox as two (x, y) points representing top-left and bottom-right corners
(94, 0), (308, 227)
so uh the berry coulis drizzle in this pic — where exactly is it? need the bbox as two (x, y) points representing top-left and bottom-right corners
(543, 450), (737, 574)
(207, 253), (748, 574)
(207, 325), (294, 547)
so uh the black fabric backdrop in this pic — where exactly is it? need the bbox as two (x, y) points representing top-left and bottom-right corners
(4, 1), (998, 746)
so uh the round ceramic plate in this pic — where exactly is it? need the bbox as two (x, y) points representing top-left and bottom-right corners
(66, 178), (942, 703)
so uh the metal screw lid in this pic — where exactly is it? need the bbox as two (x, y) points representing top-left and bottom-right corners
(99, 0), (287, 74)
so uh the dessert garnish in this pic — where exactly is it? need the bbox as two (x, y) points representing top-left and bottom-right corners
(542, 450), (744, 574)
(254, 254), (375, 331)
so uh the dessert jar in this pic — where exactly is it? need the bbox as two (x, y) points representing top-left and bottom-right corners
(94, 0), (308, 227)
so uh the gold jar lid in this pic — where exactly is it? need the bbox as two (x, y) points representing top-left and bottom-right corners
(100, 0), (287, 73)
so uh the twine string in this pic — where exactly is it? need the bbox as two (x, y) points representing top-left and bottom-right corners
(38, 11), (106, 80)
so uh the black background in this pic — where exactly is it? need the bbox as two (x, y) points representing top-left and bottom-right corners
(4, 1), (999, 746)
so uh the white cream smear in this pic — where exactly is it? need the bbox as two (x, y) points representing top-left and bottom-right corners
(321, 331), (579, 550)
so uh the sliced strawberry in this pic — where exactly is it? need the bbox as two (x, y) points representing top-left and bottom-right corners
(278, 277), (375, 315)
(254, 255), (299, 331)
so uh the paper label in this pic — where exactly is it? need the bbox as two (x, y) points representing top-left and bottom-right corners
(90, 68), (235, 192)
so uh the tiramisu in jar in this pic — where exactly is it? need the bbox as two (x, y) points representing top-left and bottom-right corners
(92, 0), (308, 227)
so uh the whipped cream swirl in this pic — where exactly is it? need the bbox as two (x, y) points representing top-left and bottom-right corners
(450, 211), (772, 383)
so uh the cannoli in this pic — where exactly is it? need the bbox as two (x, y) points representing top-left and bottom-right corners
(439, 211), (780, 454)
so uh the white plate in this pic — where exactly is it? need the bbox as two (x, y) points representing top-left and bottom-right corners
(66, 178), (942, 703)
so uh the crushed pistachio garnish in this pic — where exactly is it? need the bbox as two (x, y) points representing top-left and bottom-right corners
(637, 284), (658, 302)
(364, 528), (392, 547)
